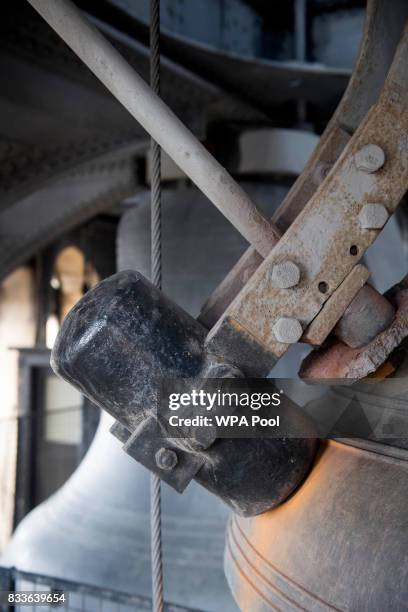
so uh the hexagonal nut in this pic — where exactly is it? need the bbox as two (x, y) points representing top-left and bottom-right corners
(155, 447), (178, 471)
(358, 203), (389, 230)
(354, 144), (385, 173)
(271, 261), (300, 289)
(273, 317), (303, 344)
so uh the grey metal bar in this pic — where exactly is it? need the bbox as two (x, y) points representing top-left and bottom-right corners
(295, 0), (307, 123)
(26, 0), (280, 257)
(294, 0), (307, 63)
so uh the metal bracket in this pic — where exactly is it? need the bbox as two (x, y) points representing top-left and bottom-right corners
(109, 408), (209, 492)
(122, 417), (205, 493)
(206, 24), (408, 373)
(302, 264), (370, 346)
(199, 0), (408, 330)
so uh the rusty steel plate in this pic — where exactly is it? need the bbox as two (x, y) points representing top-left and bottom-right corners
(302, 264), (370, 346)
(207, 26), (408, 363)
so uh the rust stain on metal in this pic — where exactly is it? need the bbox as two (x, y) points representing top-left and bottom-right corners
(363, 360), (395, 382)
(303, 264), (370, 346)
(300, 285), (408, 382)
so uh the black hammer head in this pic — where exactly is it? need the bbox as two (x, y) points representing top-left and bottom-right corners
(52, 270), (316, 516)
(51, 270), (207, 431)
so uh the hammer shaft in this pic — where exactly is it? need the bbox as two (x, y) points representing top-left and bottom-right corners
(27, 0), (280, 257)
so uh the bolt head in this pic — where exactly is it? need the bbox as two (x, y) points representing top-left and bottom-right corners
(271, 261), (300, 289)
(358, 203), (389, 229)
(354, 144), (385, 173)
(155, 447), (178, 471)
(273, 317), (303, 344)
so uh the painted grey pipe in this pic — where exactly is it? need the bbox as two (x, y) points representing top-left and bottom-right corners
(26, 0), (280, 258)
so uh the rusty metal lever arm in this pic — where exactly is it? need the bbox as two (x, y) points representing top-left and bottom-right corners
(199, 0), (408, 328)
(206, 23), (408, 376)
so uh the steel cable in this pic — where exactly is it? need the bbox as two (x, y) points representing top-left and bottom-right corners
(150, 0), (162, 290)
(149, 1), (164, 611)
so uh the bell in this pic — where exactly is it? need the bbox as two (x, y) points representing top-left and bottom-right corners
(3, 184), (288, 610)
(225, 349), (408, 610)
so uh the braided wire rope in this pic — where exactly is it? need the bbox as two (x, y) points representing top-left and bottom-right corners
(149, 1), (164, 611)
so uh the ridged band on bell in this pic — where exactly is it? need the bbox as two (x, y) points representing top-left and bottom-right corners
(51, 269), (316, 516)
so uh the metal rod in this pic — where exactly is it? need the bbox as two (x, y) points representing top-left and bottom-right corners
(149, 0), (164, 611)
(295, 0), (307, 123)
(294, 0), (307, 63)
(26, 0), (280, 257)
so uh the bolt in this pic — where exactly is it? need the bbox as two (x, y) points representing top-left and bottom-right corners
(273, 317), (303, 344)
(359, 203), (389, 229)
(155, 447), (178, 471)
(271, 261), (300, 289)
(354, 144), (385, 173)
